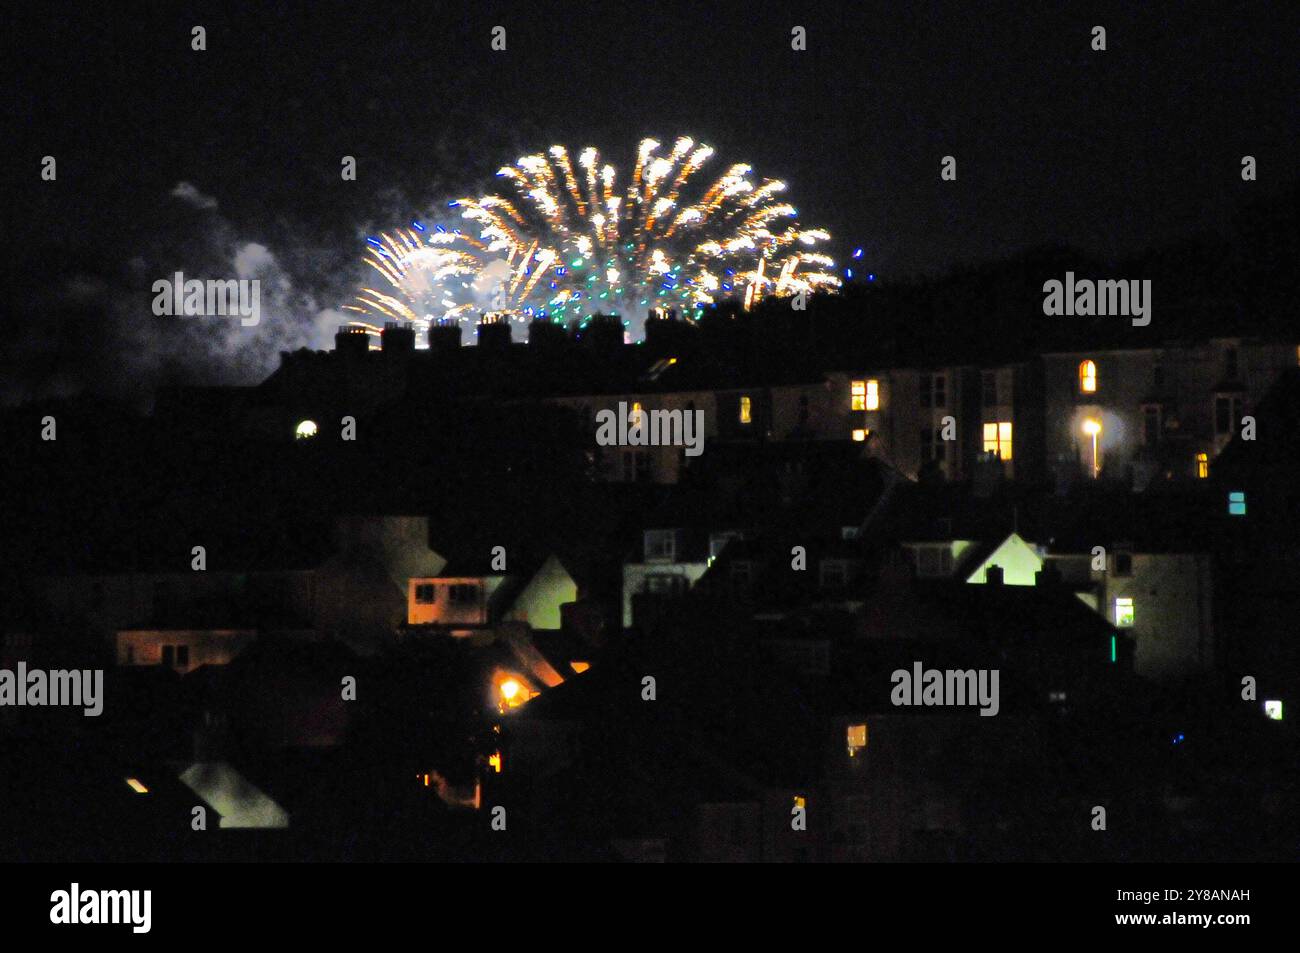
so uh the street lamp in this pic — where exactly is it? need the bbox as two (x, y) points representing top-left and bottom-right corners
(1082, 418), (1102, 478)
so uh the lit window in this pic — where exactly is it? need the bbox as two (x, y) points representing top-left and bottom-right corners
(570, 661), (590, 674)
(1196, 452), (1209, 479)
(125, 778), (149, 794)
(793, 795), (806, 810)
(488, 752), (502, 773)
(865, 379), (879, 411)
(631, 401), (644, 428)
(1115, 597), (1135, 628)
(1079, 360), (1097, 394)
(851, 428), (867, 442)
(1228, 491), (1246, 516)
(1264, 700), (1283, 721)
(739, 395), (752, 424)
(982, 421), (1012, 460)
(846, 723), (867, 757)
(850, 380), (866, 410)
(295, 419), (318, 439)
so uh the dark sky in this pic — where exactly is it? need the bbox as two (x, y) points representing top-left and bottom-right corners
(16, 1), (1297, 275)
(5, 1), (1296, 400)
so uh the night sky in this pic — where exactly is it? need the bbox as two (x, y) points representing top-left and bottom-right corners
(8, 1), (1297, 396)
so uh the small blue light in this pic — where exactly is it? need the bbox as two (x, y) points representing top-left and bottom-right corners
(721, 283), (733, 291)
(725, 268), (736, 276)
(448, 200), (460, 207)
(435, 224), (446, 233)
(412, 221), (425, 232)
(367, 238), (383, 248)
(549, 282), (558, 289)
(846, 268), (854, 279)
(852, 248), (863, 259)
(556, 267), (567, 276)
(868, 273), (876, 282)
(1172, 733), (1185, 745)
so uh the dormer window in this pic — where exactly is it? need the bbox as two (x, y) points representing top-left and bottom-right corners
(1079, 360), (1097, 394)
(644, 529), (678, 561)
(1142, 404), (1162, 445)
(819, 559), (850, 589)
(1215, 395), (1242, 436)
(709, 531), (742, 561)
(981, 371), (998, 407)
(920, 373), (947, 409)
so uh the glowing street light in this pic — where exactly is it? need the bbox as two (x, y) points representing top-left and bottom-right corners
(1082, 418), (1102, 478)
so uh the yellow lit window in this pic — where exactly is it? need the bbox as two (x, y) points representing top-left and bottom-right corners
(1196, 452), (1209, 479)
(865, 379), (879, 410)
(125, 778), (149, 794)
(1079, 360), (1097, 394)
(851, 380), (866, 410)
(631, 401), (644, 427)
(793, 795), (806, 810)
(488, 752), (502, 773)
(846, 723), (867, 757)
(1115, 597), (1135, 627)
(982, 421), (1013, 460)
(739, 395), (752, 424)
(570, 660), (590, 674)
(851, 428), (867, 442)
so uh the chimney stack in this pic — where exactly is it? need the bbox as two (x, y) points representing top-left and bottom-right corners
(428, 319), (463, 353)
(381, 321), (415, 354)
(476, 313), (513, 349)
(528, 319), (566, 352)
(579, 313), (625, 353)
(334, 324), (371, 356)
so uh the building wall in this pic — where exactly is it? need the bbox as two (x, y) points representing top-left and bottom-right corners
(1042, 340), (1298, 487)
(622, 561), (708, 628)
(116, 628), (257, 674)
(407, 576), (505, 626)
(1096, 552), (1215, 680)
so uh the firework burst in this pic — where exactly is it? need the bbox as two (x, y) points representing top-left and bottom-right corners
(346, 137), (840, 341)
